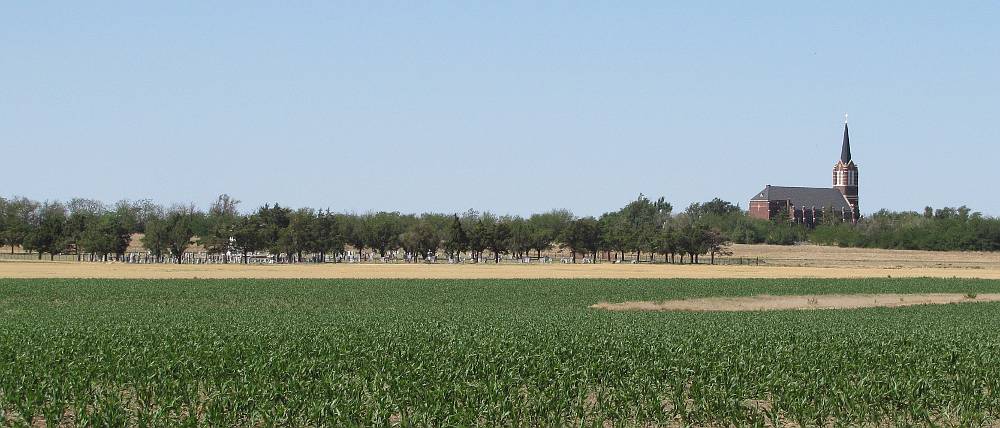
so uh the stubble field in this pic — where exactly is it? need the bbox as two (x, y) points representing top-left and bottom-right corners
(2, 243), (1000, 279)
(4, 260), (1000, 280)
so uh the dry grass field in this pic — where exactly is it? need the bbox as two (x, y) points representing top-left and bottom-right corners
(729, 243), (1000, 269)
(2, 243), (1000, 279)
(591, 293), (1000, 312)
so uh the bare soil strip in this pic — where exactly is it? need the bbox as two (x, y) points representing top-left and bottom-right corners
(4, 260), (1000, 279)
(4, 243), (1000, 279)
(591, 293), (1000, 312)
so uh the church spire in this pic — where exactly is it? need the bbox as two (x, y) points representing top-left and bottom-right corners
(840, 116), (852, 164)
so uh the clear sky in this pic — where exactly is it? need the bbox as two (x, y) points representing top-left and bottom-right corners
(3, 2), (998, 216)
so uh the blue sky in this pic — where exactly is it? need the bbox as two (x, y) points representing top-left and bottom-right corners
(3, 2), (998, 216)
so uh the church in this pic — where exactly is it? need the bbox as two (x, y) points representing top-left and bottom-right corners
(749, 120), (860, 224)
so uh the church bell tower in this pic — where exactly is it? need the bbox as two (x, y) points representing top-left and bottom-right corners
(833, 116), (859, 219)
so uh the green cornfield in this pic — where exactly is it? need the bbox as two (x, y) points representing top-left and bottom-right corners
(2, 278), (1000, 427)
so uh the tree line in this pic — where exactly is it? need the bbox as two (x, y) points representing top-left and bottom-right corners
(809, 206), (1000, 251)
(2, 194), (999, 264)
(0, 194), (733, 264)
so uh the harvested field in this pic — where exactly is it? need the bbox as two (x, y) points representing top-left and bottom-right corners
(3, 260), (1000, 279)
(4, 242), (1000, 279)
(591, 293), (1000, 312)
(2, 244), (1000, 279)
(729, 243), (1000, 269)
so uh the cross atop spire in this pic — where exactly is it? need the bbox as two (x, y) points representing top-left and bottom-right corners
(840, 120), (852, 164)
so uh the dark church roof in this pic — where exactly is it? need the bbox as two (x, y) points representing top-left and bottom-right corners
(750, 185), (852, 210)
(840, 123), (852, 163)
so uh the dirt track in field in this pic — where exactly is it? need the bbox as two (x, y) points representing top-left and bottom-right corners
(2, 259), (1000, 279)
(591, 293), (1000, 312)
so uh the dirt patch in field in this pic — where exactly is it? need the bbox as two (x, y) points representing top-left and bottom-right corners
(591, 293), (1000, 312)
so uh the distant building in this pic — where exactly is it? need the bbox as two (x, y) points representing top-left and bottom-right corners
(749, 120), (860, 224)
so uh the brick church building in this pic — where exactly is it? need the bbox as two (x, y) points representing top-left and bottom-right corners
(749, 121), (860, 224)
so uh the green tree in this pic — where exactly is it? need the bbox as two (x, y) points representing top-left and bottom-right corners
(366, 212), (406, 259)
(686, 198), (740, 218)
(506, 216), (534, 259)
(138, 200), (168, 232)
(257, 204), (292, 260)
(488, 219), (512, 263)
(2, 197), (38, 254)
(112, 200), (141, 233)
(620, 194), (672, 261)
(598, 211), (630, 262)
(23, 201), (67, 260)
(77, 209), (133, 261)
(65, 199), (107, 261)
(577, 217), (602, 263)
(279, 208), (316, 262)
(442, 214), (469, 260)
(232, 214), (265, 263)
(164, 210), (196, 263)
(140, 207), (198, 263)
(200, 195), (242, 262)
(0, 197), (6, 252)
(418, 213), (451, 238)
(654, 223), (680, 263)
(141, 215), (170, 261)
(672, 215), (700, 264)
(527, 209), (573, 258)
(468, 220), (489, 263)
(400, 219), (440, 262)
(340, 213), (368, 259)
(305, 210), (342, 262)
(703, 227), (732, 264)
(560, 217), (600, 263)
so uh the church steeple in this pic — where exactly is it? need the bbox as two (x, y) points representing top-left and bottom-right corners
(833, 115), (859, 221)
(840, 120), (852, 164)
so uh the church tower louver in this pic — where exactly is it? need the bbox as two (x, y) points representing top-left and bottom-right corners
(832, 117), (859, 220)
